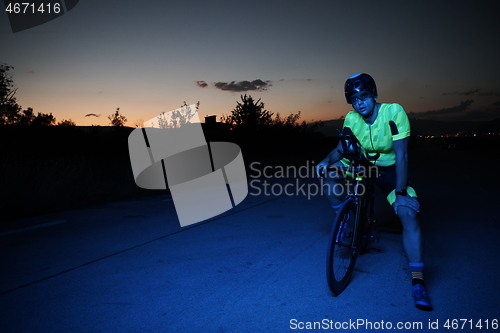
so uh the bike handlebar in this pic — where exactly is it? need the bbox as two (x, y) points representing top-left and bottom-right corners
(317, 128), (383, 179)
(339, 128), (381, 163)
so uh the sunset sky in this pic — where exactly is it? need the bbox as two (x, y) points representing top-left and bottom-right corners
(2, 0), (500, 126)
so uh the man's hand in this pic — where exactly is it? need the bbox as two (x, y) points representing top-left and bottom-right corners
(394, 195), (420, 214)
(316, 161), (330, 178)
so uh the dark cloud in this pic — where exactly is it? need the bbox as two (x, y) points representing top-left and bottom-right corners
(477, 91), (500, 97)
(445, 107), (500, 122)
(85, 113), (100, 117)
(409, 99), (500, 122)
(459, 89), (480, 96)
(213, 79), (272, 92)
(277, 78), (312, 82)
(408, 100), (474, 119)
(442, 89), (500, 96)
(196, 81), (208, 88)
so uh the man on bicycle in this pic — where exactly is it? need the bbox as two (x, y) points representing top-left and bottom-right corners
(315, 73), (432, 311)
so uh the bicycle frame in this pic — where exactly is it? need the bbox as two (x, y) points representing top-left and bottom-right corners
(325, 130), (380, 294)
(330, 161), (376, 247)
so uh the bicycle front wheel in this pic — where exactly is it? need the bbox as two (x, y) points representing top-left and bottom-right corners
(326, 197), (360, 295)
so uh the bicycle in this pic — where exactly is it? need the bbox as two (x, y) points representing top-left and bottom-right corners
(321, 129), (380, 295)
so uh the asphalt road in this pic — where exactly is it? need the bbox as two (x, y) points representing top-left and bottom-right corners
(1, 144), (499, 332)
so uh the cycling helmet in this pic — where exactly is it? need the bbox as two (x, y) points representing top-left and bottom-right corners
(344, 73), (378, 104)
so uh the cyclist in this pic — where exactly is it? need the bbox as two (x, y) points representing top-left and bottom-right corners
(315, 73), (432, 311)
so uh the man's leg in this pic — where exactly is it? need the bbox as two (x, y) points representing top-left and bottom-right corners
(396, 206), (422, 263)
(396, 205), (432, 311)
(321, 161), (346, 212)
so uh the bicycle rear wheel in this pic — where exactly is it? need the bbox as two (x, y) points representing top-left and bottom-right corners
(326, 197), (360, 295)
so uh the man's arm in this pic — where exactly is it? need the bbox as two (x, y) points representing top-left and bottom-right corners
(325, 140), (344, 164)
(393, 137), (409, 191)
(393, 137), (420, 212)
(315, 140), (344, 177)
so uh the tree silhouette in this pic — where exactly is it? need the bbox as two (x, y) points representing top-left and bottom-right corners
(272, 111), (306, 128)
(9, 107), (56, 126)
(16, 107), (35, 125)
(108, 108), (127, 127)
(0, 63), (21, 125)
(156, 101), (200, 129)
(1, 64), (56, 126)
(132, 118), (145, 128)
(222, 94), (273, 131)
(31, 112), (56, 126)
(57, 119), (76, 126)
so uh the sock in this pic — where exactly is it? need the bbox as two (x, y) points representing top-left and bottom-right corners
(409, 262), (425, 286)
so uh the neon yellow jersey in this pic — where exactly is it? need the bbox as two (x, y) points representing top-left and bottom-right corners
(342, 103), (410, 167)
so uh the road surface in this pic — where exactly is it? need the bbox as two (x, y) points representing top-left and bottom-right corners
(1, 145), (499, 332)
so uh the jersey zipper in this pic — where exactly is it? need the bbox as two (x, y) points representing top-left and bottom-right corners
(369, 125), (376, 166)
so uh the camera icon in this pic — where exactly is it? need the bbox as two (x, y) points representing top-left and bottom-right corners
(128, 104), (248, 227)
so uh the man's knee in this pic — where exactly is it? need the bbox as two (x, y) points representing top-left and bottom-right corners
(321, 177), (345, 199)
(396, 205), (419, 221)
